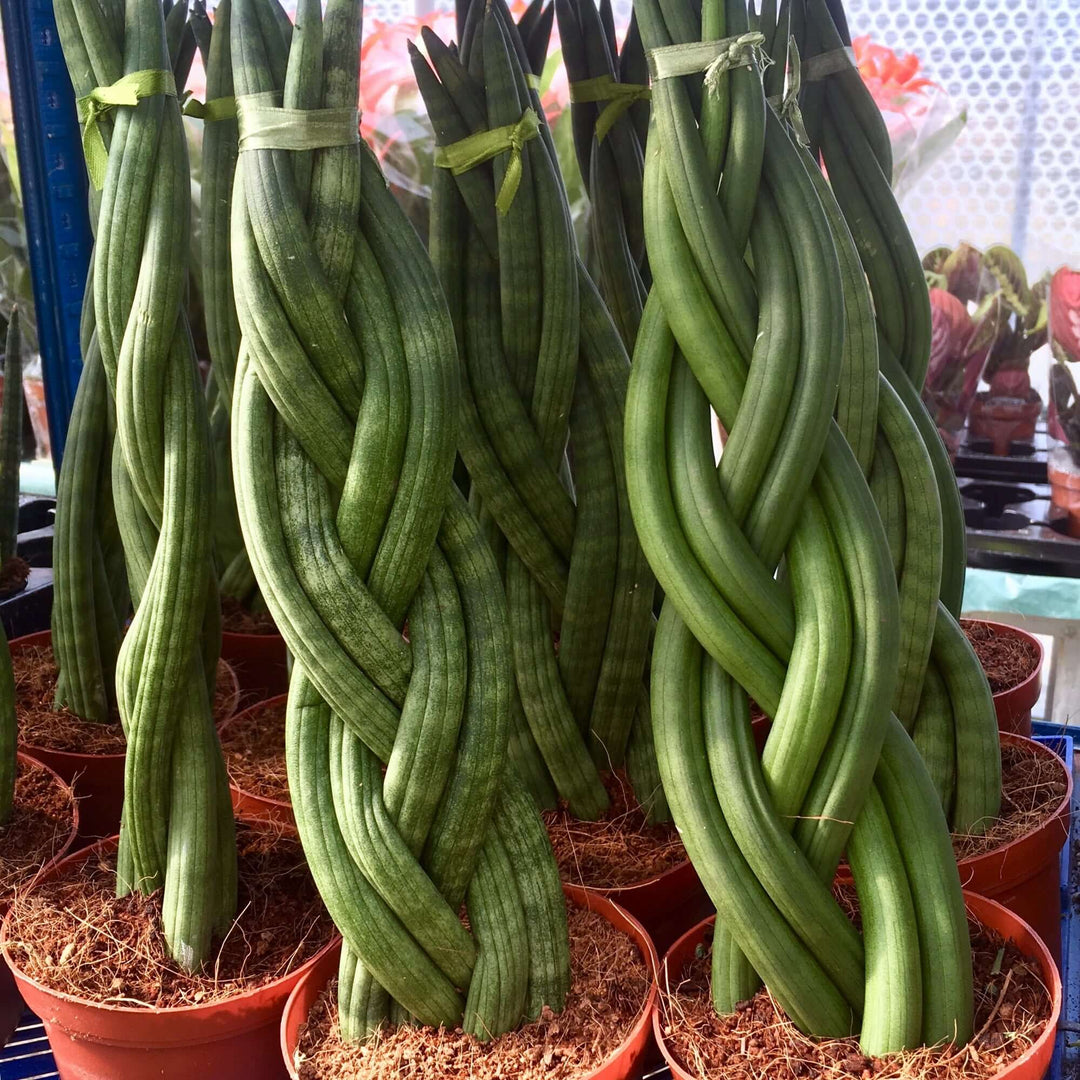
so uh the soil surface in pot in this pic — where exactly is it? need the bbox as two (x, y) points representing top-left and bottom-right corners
(221, 596), (278, 636)
(544, 770), (684, 889)
(221, 699), (288, 802)
(6, 823), (334, 1007)
(661, 918), (1050, 1080)
(14, 642), (236, 754)
(0, 759), (74, 894)
(0, 556), (29, 599)
(961, 621), (1040, 694)
(296, 903), (650, 1080)
(952, 738), (1067, 861)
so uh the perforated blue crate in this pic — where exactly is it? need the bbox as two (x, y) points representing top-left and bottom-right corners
(0, 1012), (56, 1080)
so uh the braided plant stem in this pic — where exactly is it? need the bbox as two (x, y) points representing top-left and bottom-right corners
(412, 0), (661, 825)
(231, 0), (569, 1041)
(625, 0), (973, 1055)
(53, 0), (130, 725)
(57, 0), (233, 968)
(798, 0), (999, 834)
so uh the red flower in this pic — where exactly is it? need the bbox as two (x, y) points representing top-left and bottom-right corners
(1050, 267), (1080, 364)
(852, 35), (935, 109)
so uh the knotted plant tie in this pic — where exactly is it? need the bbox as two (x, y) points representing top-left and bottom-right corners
(182, 94), (238, 122)
(647, 31), (767, 93)
(569, 75), (651, 142)
(434, 107), (541, 214)
(801, 44), (857, 81)
(76, 69), (177, 188)
(767, 39), (810, 147)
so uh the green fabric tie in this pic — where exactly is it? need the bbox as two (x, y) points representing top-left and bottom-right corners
(568, 75), (651, 142)
(648, 31), (766, 95)
(76, 69), (177, 189)
(236, 91), (360, 152)
(801, 45), (856, 82)
(182, 95), (237, 122)
(434, 107), (541, 215)
(525, 73), (542, 91)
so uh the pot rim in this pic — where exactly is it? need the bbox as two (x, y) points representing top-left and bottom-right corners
(281, 882), (660, 1079)
(1, 828), (336, 1018)
(218, 694), (293, 814)
(652, 890), (1062, 1080)
(11, 630), (241, 762)
(963, 618), (1044, 704)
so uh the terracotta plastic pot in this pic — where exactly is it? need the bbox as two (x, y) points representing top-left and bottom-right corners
(654, 892), (1060, 1080)
(281, 883), (658, 1080)
(221, 631), (288, 703)
(957, 732), (1071, 966)
(11, 631), (240, 842)
(1, 832), (335, 1079)
(1048, 453), (1080, 539)
(965, 620), (1044, 737)
(969, 393), (1042, 456)
(0, 752), (79, 1047)
(218, 695), (293, 827)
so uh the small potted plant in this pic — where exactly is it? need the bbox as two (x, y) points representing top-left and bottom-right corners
(1047, 267), (1080, 535)
(924, 243), (1047, 456)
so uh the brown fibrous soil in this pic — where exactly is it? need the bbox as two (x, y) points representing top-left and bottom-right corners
(295, 904), (651, 1080)
(221, 700), (289, 803)
(544, 770), (685, 889)
(14, 642), (236, 754)
(660, 919), (1051, 1080)
(0, 556), (30, 598)
(5, 823), (334, 1009)
(221, 596), (278, 636)
(961, 620), (1040, 694)
(0, 759), (74, 895)
(952, 738), (1068, 861)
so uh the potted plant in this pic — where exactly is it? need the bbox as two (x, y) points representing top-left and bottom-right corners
(624, 0), (1055, 1066)
(1046, 266), (1080, 534)
(924, 243), (1048, 456)
(3, 4), (332, 1077)
(222, 1), (658, 1074)
(413, 0), (713, 954)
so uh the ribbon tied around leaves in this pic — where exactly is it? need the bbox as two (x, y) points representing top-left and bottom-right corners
(569, 75), (651, 143)
(648, 31), (767, 93)
(76, 69), (177, 188)
(434, 106), (542, 215)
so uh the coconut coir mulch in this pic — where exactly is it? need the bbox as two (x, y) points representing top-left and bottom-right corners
(660, 919), (1051, 1080)
(221, 596), (278, 636)
(544, 770), (685, 889)
(961, 621), (1040, 694)
(5, 823), (334, 1009)
(952, 737), (1068, 861)
(221, 699), (289, 803)
(0, 555), (29, 598)
(14, 642), (236, 754)
(0, 759), (74, 896)
(295, 903), (651, 1080)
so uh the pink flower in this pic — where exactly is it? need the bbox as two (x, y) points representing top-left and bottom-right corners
(1050, 267), (1080, 364)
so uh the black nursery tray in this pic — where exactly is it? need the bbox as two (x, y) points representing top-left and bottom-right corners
(953, 422), (1051, 485)
(962, 478), (1080, 578)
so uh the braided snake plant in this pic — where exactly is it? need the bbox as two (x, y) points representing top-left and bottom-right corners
(56, 0), (234, 970)
(412, 0), (664, 828)
(625, 0), (998, 1055)
(230, 0), (570, 1041)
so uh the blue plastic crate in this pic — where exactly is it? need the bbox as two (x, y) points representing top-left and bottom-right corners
(1033, 722), (1077, 1080)
(0, 1013), (56, 1079)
